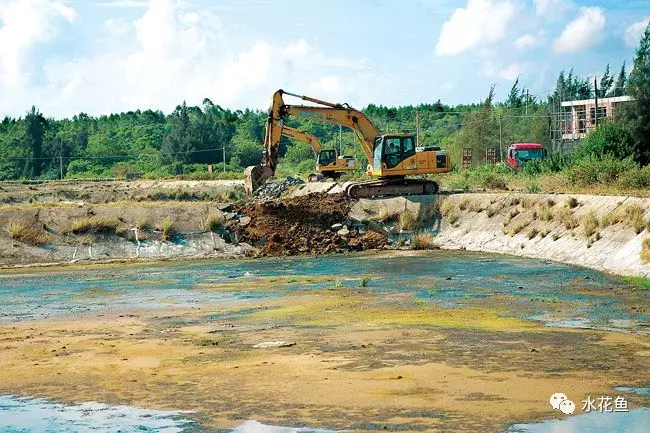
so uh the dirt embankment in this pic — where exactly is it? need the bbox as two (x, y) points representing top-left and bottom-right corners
(0, 189), (390, 267)
(234, 193), (386, 255)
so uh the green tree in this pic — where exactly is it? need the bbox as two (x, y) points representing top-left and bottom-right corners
(576, 121), (637, 161)
(609, 62), (627, 97)
(599, 64), (614, 98)
(626, 22), (650, 165)
(24, 106), (46, 177)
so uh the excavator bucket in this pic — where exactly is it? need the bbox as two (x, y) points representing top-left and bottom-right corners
(244, 165), (274, 195)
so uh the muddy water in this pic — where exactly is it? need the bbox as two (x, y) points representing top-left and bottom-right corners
(0, 251), (648, 432)
(1, 251), (647, 335)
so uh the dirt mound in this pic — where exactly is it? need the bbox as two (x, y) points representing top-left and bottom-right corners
(234, 193), (388, 255)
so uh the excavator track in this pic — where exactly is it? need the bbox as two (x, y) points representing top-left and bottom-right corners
(344, 178), (439, 199)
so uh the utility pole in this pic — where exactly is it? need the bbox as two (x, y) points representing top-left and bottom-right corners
(59, 155), (63, 180)
(525, 89), (529, 116)
(498, 115), (503, 162)
(594, 77), (599, 128)
(222, 146), (226, 172)
(339, 124), (343, 156)
(416, 110), (421, 147)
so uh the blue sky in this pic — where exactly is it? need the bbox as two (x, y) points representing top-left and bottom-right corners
(0, 0), (648, 118)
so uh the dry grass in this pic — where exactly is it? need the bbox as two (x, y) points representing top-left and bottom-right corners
(581, 211), (600, 238)
(6, 220), (50, 246)
(486, 205), (499, 218)
(622, 204), (646, 234)
(69, 217), (119, 234)
(411, 232), (438, 250)
(373, 208), (397, 223)
(137, 217), (151, 230)
(527, 228), (539, 240)
(205, 213), (225, 232)
(458, 197), (471, 211)
(538, 204), (554, 222)
(566, 197), (579, 208)
(441, 200), (460, 224)
(554, 207), (578, 229)
(641, 238), (650, 263)
(158, 218), (175, 241)
(398, 211), (418, 231)
(509, 219), (531, 236)
(520, 196), (537, 209)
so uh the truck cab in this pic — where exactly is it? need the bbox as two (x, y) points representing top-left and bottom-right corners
(506, 143), (547, 169)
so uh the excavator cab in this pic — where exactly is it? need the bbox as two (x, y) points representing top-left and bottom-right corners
(372, 135), (417, 171)
(316, 149), (337, 167)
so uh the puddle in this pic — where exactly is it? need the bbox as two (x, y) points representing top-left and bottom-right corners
(0, 395), (197, 432)
(507, 408), (650, 432)
(0, 251), (646, 335)
(614, 386), (650, 396)
(0, 396), (339, 433)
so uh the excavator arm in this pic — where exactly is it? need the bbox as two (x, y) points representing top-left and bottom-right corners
(279, 125), (322, 157)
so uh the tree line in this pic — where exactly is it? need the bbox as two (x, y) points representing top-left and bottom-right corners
(1, 23), (649, 181)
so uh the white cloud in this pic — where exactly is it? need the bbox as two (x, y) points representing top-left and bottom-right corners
(533, 0), (573, 19)
(552, 7), (606, 54)
(0, 0), (373, 117)
(624, 17), (650, 48)
(479, 61), (523, 80)
(435, 0), (517, 56)
(515, 34), (541, 50)
(95, 0), (149, 8)
(0, 0), (75, 87)
(498, 63), (522, 80)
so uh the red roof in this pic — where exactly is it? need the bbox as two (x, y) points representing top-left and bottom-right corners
(509, 143), (544, 149)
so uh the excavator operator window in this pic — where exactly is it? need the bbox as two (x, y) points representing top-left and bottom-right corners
(317, 149), (336, 167)
(384, 137), (402, 169)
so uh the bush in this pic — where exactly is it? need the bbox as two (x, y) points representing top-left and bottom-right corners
(575, 121), (637, 161)
(398, 211), (418, 231)
(411, 232), (437, 250)
(69, 217), (119, 234)
(158, 218), (175, 241)
(566, 155), (638, 186)
(205, 214), (225, 232)
(6, 220), (50, 246)
(641, 238), (650, 263)
(617, 165), (650, 189)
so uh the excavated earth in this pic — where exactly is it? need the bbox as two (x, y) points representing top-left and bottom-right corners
(234, 193), (387, 256)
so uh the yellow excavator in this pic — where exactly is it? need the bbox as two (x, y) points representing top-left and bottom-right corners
(279, 125), (359, 182)
(245, 89), (451, 198)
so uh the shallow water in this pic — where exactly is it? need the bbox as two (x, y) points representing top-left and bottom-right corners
(0, 251), (646, 335)
(0, 396), (338, 433)
(507, 408), (650, 433)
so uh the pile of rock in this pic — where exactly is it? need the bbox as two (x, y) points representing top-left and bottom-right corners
(254, 177), (305, 200)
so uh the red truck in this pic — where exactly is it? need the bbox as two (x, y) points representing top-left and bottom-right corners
(506, 143), (547, 169)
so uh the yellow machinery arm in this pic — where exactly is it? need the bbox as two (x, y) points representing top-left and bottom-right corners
(279, 125), (322, 157)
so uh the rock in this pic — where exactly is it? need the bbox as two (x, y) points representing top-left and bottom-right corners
(239, 216), (252, 227)
(253, 341), (296, 348)
(254, 177), (305, 200)
(337, 227), (350, 236)
(224, 212), (238, 221)
(331, 223), (343, 231)
(218, 204), (235, 212)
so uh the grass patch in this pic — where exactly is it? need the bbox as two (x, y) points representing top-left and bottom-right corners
(581, 211), (600, 237)
(566, 197), (579, 208)
(538, 204), (554, 222)
(527, 228), (539, 240)
(157, 218), (175, 241)
(69, 217), (119, 235)
(641, 238), (650, 263)
(6, 220), (50, 246)
(509, 219), (530, 236)
(398, 211), (418, 231)
(205, 213), (225, 232)
(137, 217), (151, 230)
(554, 207), (578, 229)
(623, 276), (650, 290)
(358, 278), (369, 287)
(411, 232), (438, 250)
(441, 200), (460, 224)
